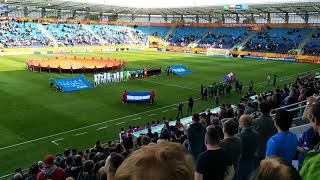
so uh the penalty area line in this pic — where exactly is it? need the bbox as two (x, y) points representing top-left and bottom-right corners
(51, 138), (64, 146)
(74, 132), (88, 137)
(97, 126), (108, 131)
(115, 122), (125, 126)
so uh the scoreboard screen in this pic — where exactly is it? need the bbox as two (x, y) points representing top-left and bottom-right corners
(224, 4), (249, 11)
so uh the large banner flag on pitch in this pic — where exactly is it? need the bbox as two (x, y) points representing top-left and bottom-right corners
(126, 92), (151, 102)
(169, 65), (191, 75)
(50, 76), (93, 92)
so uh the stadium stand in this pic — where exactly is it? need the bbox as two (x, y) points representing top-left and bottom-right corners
(134, 25), (169, 38)
(244, 28), (309, 54)
(303, 29), (320, 56)
(199, 27), (250, 49)
(88, 24), (146, 45)
(167, 26), (209, 46)
(2, 1), (320, 179)
(0, 19), (50, 48)
(45, 23), (101, 46)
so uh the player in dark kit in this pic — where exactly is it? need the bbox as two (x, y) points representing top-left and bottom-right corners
(273, 74), (277, 86)
(188, 97), (194, 114)
(176, 102), (184, 119)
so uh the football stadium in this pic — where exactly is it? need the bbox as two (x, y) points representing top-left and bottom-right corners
(1, 0), (320, 179)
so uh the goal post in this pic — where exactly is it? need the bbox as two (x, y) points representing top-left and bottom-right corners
(206, 48), (230, 57)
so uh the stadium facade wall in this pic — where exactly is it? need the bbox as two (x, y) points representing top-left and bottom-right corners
(2, 16), (320, 28)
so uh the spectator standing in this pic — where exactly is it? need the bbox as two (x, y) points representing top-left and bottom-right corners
(237, 115), (258, 180)
(105, 153), (124, 180)
(37, 155), (65, 180)
(195, 126), (234, 180)
(253, 101), (277, 167)
(77, 160), (95, 180)
(266, 109), (298, 163)
(187, 113), (207, 160)
(300, 103), (320, 179)
(220, 120), (241, 179)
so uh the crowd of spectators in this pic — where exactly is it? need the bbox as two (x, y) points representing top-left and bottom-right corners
(0, 19), (50, 48)
(9, 73), (320, 180)
(302, 30), (320, 56)
(45, 23), (101, 46)
(244, 28), (307, 54)
(90, 25), (147, 45)
(198, 31), (247, 49)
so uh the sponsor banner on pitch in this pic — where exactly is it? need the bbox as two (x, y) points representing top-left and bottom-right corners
(169, 65), (191, 75)
(50, 76), (93, 92)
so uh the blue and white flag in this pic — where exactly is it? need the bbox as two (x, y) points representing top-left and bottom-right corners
(169, 65), (191, 75)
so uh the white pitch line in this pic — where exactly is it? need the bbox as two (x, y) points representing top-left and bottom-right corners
(132, 117), (141, 121)
(74, 132), (87, 137)
(162, 110), (169, 113)
(147, 113), (156, 117)
(51, 138), (64, 146)
(115, 122), (125, 126)
(97, 126), (108, 131)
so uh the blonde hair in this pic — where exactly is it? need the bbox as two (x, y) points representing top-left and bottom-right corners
(254, 156), (301, 180)
(114, 142), (195, 180)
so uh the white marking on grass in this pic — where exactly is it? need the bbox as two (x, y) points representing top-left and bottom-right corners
(115, 122), (125, 126)
(51, 138), (64, 146)
(97, 126), (108, 131)
(162, 110), (169, 113)
(74, 132), (87, 137)
(147, 113), (156, 117)
(132, 117), (141, 121)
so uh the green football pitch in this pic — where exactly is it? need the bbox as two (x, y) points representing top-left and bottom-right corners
(0, 49), (319, 175)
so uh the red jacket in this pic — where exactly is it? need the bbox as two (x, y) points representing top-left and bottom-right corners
(37, 167), (65, 180)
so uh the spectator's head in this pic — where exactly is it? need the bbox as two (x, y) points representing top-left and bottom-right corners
(253, 156), (302, 180)
(274, 109), (293, 132)
(105, 152), (124, 180)
(43, 155), (54, 168)
(64, 149), (70, 157)
(239, 114), (253, 129)
(141, 135), (151, 146)
(74, 155), (83, 166)
(66, 156), (73, 167)
(114, 142), (194, 180)
(260, 101), (272, 115)
(83, 160), (95, 172)
(28, 163), (39, 175)
(205, 126), (221, 146)
(192, 113), (200, 123)
(311, 103), (320, 133)
(223, 119), (238, 137)
(13, 173), (23, 180)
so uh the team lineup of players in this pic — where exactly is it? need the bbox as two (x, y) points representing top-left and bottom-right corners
(93, 70), (145, 86)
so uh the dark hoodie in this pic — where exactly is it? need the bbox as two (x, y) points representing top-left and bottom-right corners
(187, 122), (207, 160)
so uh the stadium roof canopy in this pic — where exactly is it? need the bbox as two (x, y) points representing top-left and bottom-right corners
(3, 0), (320, 15)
